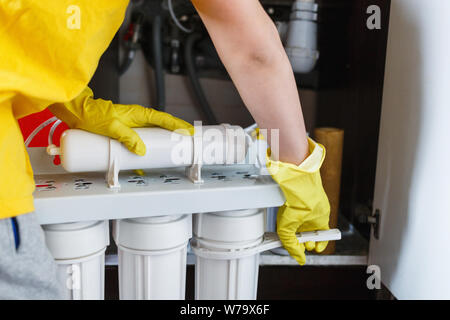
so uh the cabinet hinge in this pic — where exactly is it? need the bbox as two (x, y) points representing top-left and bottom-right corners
(356, 205), (380, 240)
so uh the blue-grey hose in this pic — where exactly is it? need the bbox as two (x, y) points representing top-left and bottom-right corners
(152, 14), (166, 110)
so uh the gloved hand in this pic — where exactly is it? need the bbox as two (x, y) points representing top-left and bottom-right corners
(48, 87), (194, 156)
(267, 138), (330, 265)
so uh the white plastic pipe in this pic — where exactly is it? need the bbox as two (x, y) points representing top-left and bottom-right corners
(52, 125), (248, 173)
(284, 0), (319, 73)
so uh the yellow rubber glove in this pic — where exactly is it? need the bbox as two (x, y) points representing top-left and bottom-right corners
(49, 87), (194, 156)
(267, 138), (331, 265)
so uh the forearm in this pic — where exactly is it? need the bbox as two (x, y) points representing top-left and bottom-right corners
(192, 0), (309, 165)
(226, 47), (309, 165)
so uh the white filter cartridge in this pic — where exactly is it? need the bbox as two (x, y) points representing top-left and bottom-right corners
(113, 215), (192, 300)
(55, 125), (248, 173)
(192, 209), (265, 300)
(42, 220), (109, 300)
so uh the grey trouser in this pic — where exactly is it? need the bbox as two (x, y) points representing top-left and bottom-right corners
(0, 212), (65, 299)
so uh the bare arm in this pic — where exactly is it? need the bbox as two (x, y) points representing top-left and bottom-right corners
(191, 0), (309, 165)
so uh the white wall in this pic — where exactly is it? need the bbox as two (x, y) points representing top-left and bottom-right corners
(369, 0), (450, 299)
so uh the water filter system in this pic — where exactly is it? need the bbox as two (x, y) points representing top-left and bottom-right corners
(13, 0), (359, 302)
(38, 123), (341, 300)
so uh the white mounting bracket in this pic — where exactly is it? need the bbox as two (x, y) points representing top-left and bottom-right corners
(255, 139), (269, 176)
(106, 139), (122, 190)
(186, 122), (204, 184)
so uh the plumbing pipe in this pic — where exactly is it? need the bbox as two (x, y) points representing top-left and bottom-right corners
(284, 0), (319, 73)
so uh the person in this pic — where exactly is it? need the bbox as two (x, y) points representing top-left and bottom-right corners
(0, 0), (330, 299)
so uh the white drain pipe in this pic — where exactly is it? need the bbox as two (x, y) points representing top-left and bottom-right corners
(282, 0), (319, 73)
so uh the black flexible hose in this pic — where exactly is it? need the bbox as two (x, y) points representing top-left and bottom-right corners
(184, 33), (218, 124)
(152, 14), (166, 110)
(119, 11), (144, 76)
